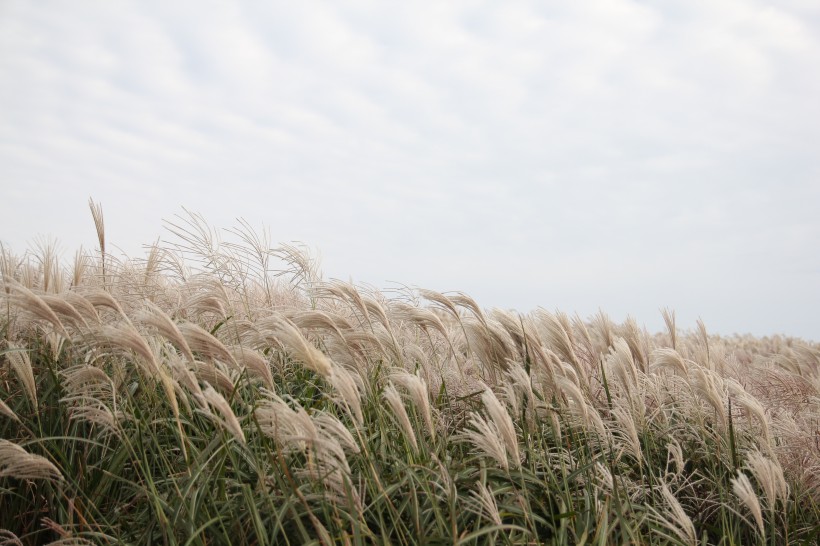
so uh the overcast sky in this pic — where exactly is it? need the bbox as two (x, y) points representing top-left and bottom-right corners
(1, 1), (818, 340)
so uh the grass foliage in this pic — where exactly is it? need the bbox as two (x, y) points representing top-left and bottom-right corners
(1, 205), (819, 544)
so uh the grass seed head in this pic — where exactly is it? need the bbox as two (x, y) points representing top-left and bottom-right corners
(0, 439), (63, 482)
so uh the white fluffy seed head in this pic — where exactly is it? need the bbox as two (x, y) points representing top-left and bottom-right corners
(203, 386), (246, 444)
(732, 471), (765, 539)
(0, 439), (63, 482)
(5, 343), (37, 407)
(383, 383), (418, 452)
(481, 386), (520, 466)
(390, 368), (435, 441)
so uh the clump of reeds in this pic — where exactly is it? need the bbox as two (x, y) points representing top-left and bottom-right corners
(1, 205), (818, 544)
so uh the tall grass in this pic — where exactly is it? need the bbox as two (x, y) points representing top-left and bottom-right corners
(1, 208), (818, 544)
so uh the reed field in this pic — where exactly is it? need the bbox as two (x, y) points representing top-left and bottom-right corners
(1, 203), (819, 545)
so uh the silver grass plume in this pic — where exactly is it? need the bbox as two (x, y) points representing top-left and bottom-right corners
(647, 482), (697, 546)
(651, 348), (689, 378)
(661, 308), (677, 350)
(202, 386), (246, 444)
(165, 351), (207, 410)
(5, 281), (69, 338)
(383, 383), (418, 452)
(0, 530), (23, 546)
(60, 365), (121, 435)
(287, 310), (349, 344)
(40, 294), (88, 331)
(83, 289), (128, 321)
(177, 322), (237, 367)
(461, 412), (511, 471)
(256, 393), (356, 500)
(5, 343), (37, 407)
(609, 396), (642, 464)
(556, 375), (591, 430)
(469, 482), (502, 526)
(193, 360), (237, 395)
(255, 315), (333, 377)
(136, 302), (194, 362)
(450, 292), (486, 326)
(95, 323), (184, 452)
(229, 345), (274, 389)
(0, 439), (63, 482)
(0, 396), (20, 422)
(745, 449), (789, 509)
(606, 337), (646, 419)
(619, 316), (648, 372)
(538, 310), (583, 377)
(482, 386), (520, 467)
(88, 198), (106, 290)
(591, 310), (614, 352)
(390, 368), (435, 441)
(462, 385), (521, 471)
(726, 379), (772, 450)
(732, 471), (765, 539)
(328, 364), (364, 427)
(690, 367), (728, 429)
(63, 292), (100, 324)
(666, 439), (685, 477)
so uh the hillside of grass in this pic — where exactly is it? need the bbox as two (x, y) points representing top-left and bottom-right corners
(1, 206), (819, 545)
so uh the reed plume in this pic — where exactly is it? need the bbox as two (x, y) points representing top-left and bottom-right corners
(0, 439), (63, 481)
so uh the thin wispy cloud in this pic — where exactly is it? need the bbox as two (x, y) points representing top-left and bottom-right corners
(1, 0), (818, 338)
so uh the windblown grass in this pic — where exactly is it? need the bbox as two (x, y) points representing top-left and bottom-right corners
(1, 207), (819, 545)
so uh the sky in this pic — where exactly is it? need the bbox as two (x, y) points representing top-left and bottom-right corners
(1, 1), (819, 340)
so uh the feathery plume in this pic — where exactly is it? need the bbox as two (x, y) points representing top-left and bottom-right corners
(136, 302), (194, 362)
(88, 198), (105, 260)
(470, 482), (502, 526)
(256, 316), (333, 377)
(83, 289), (128, 320)
(539, 310), (582, 372)
(60, 364), (121, 434)
(0, 530), (23, 546)
(726, 380), (772, 449)
(619, 316), (648, 372)
(193, 360), (237, 395)
(178, 322), (237, 367)
(0, 439), (63, 481)
(97, 322), (158, 374)
(481, 386), (520, 469)
(661, 308), (677, 350)
(651, 348), (689, 377)
(63, 292), (100, 324)
(591, 310), (614, 352)
(390, 368), (435, 441)
(202, 386), (246, 444)
(5, 343), (37, 407)
(745, 450), (789, 509)
(690, 367), (727, 429)
(0, 396), (20, 422)
(648, 483), (697, 546)
(611, 402), (642, 464)
(41, 294), (88, 330)
(607, 338), (640, 394)
(229, 345), (274, 389)
(450, 292), (486, 326)
(383, 383), (418, 452)
(732, 471), (765, 539)
(462, 412), (511, 471)
(666, 440), (685, 477)
(556, 375), (590, 429)
(328, 364), (363, 426)
(5, 282), (69, 337)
